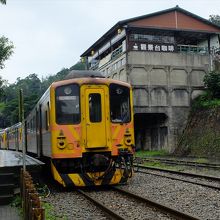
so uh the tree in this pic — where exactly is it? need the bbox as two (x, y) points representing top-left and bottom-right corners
(0, 76), (6, 100)
(69, 61), (86, 71)
(0, 36), (14, 69)
(204, 70), (220, 98)
(209, 15), (220, 26)
(0, 0), (6, 5)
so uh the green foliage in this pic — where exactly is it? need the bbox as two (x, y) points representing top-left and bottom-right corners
(209, 14), (220, 26)
(135, 150), (169, 157)
(43, 202), (67, 220)
(0, 76), (6, 100)
(0, 0), (6, 5)
(41, 68), (69, 91)
(185, 131), (220, 158)
(69, 61), (86, 71)
(11, 195), (22, 208)
(2, 99), (19, 125)
(204, 70), (220, 98)
(191, 70), (220, 112)
(195, 158), (208, 163)
(191, 91), (220, 111)
(0, 36), (14, 69)
(11, 195), (22, 216)
(0, 74), (42, 126)
(141, 160), (185, 171)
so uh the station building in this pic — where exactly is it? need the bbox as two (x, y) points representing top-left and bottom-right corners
(81, 6), (220, 152)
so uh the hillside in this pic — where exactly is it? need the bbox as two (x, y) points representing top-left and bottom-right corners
(175, 107), (220, 158)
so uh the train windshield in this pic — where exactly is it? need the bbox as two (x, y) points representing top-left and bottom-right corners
(110, 84), (131, 123)
(55, 84), (80, 124)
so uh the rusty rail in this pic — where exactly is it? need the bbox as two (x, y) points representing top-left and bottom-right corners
(20, 169), (45, 220)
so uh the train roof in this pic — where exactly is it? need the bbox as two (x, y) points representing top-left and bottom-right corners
(65, 70), (105, 79)
(51, 70), (131, 88)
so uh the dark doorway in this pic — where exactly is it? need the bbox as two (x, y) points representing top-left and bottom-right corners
(134, 113), (168, 151)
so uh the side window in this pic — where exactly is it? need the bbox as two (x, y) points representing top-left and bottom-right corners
(45, 102), (50, 130)
(89, 93), (102, 122)
(45, 110), (48, 130)
(33, 116), (36, 131)
(30, 119), (33, 132)
(47, 102), (50, 127)
(27, 122), (30, 132)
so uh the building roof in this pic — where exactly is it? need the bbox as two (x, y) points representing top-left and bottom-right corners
(81, 5), (220, 57)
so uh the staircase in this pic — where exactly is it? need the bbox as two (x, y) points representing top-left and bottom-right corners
(0, 172), (15, 205)
(0, 167), (20, 205)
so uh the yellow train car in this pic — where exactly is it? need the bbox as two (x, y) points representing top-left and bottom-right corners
(7, 123), (22, 151)
(25, 71), (135, 187)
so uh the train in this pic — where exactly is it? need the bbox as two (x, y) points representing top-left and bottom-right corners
(0, 70), (135, 187)
(0, 123), (22, 150)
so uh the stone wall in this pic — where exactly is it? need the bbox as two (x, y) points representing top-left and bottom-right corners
(127, 52), (209, 151)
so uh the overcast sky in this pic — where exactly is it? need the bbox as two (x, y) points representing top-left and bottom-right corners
(0, 0), (220, 84)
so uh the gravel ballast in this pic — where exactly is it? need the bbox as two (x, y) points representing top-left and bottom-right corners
(44, 170), (220, 219)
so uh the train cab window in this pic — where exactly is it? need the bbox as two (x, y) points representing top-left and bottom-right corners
(110, 84), (131, 123)
(89, 94), (102, 122)
(55, 84), (80, 124)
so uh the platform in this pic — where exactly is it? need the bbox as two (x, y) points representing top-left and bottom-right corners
(0, 150), (44, 167)
(0, 205), (21, 220)
(0, 150), (44, 207)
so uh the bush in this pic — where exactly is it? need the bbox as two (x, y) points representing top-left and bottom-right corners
(204, 70), (220, 98)
(191, 91), (220, 111)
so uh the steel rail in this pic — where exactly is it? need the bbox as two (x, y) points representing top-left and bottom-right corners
(112, 186), (200, 220)
(138, 157), (220, 169)
(77, 189), (125, 220)
(136, 167), (220, 190)
(135, 164), (220, 182)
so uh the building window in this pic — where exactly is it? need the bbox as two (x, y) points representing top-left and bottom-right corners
(129, 34), (175, 44)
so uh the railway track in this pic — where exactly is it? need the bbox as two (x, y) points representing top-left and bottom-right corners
(77, 187), (200, 220)
(135, 157), (220, 169)
(135, 164), (220, 190)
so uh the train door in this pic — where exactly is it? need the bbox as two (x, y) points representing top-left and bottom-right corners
(84, 87), (107, 148)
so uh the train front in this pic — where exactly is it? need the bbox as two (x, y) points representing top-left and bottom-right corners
(50, 78), (135, 187)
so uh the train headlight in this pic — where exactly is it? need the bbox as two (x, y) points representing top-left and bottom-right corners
(124, 134), (132, 146)
(57, 137), (66, 149)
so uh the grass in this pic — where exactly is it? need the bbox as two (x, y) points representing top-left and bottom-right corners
(194, 158), (209, 163)
(42, 202), (67, 220)
(141, 161), (187, 172)
(11, 195), (22, 216)
(135, 150), (169, 158)
(11, 195), (67, 220)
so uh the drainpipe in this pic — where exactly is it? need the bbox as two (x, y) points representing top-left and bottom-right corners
(208, 35), (213, 71)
